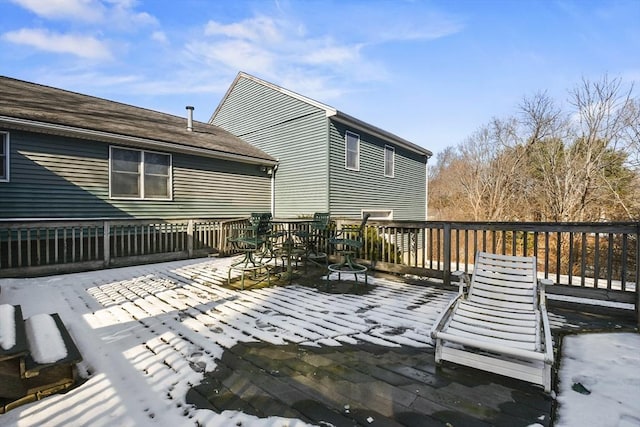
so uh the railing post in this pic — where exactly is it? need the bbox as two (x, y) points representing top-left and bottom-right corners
(187, 220), (194, 258)
(220, 222), (228, 256)
(103, 221), (111, 267)
(636, 222), (640, 329)
(443, 222), (451, 286)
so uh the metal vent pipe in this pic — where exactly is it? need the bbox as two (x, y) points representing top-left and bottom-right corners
(186, 106), (194, 131)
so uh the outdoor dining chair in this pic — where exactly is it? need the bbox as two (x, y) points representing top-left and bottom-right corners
(327, 213), (371, 286)
(227, 212), (273, 289)
(293, 212), (331, 270)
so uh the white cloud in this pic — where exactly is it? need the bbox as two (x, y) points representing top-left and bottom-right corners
(188, 13), (389, 98)
(9, 0), (157, 28)
(151, 31), (167, 43)
(302, 42), (363, 65)
(376, 12), (464, 42)
(109, 3), (158, 29)
(2, 28), (112, 60)
(9, 0), (105, 22)
(187, 39), (275, 76)
(204, 16), (282, 43)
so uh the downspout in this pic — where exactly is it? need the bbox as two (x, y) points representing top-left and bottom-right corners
(326, 118), (331, 213)
(270, 164), (278, 216)
(425, 156), (430, 221)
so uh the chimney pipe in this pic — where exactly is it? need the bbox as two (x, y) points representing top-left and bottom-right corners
(186, 106), (194, 131)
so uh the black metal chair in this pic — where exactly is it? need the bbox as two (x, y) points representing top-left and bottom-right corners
(294, 212), (331, 269)
(227, 213), (273, 289)
(327, 213), (371, 287)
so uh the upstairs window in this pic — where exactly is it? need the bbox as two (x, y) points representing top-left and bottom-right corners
(0, 132), (8, 182)
(384, 145), (395, 177)
(110, 146), (171, 199)
(345, 131), (360, 171)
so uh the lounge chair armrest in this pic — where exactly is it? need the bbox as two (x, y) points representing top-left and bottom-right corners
(430, 293), (462, 339)
(539, 278), (553, 287)
(538, 278), (553, 303)
(451, 271), (469, 295)
(540, 305), (555, 364)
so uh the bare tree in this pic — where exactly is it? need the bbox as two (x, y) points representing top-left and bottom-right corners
(457, 118), (530, 221)
(567, 75), (637, 220)
(521, 76), (638, 221)
(428, 75), (639, 222)
(428, 147), (470, 220)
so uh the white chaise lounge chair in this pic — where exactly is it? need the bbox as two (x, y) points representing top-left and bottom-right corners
(430, 251), (555, 392)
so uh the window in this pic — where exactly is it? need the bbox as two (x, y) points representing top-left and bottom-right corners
(362, 209), (393, 220)
(0, 132), (8, 182)
(345, 131), (360, 171)
(384, 145), (395, 177)
(110, 146), (171, 199)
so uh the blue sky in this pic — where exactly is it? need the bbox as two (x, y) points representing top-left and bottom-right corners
(1, 0), (638, 157)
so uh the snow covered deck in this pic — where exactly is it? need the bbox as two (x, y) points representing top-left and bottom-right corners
(0, 256), (637, 426)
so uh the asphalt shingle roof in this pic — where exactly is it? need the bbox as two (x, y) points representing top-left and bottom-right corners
(0, 76), (275, 164)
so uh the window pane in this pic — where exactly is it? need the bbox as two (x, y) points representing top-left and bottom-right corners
(144, 175), (169, 198)
(111, 172), (140, 197)
(1, 135), (6, 180)
(110, 147), (170, 199)
(385, 146), (394, 177)
(346, 132), (359, 170)
(144, 152), (170, 175)
(112, 148), (140, 173)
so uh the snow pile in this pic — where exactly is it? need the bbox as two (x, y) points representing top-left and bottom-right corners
(556, 332), (640, 427)
(25, 313), (68, 363)
(0, 303), (16, 350)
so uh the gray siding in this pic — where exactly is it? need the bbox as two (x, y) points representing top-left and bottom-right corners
(0, 130), (270, 219)
(329, 121), (426, 220)
(212, 78), (329, 217)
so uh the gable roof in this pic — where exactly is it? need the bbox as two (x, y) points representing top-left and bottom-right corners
(212, 72), (432, 158)
(0, 76), (276, 166)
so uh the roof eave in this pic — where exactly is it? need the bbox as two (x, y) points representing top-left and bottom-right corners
(210, 71), (338, 124)
(329, 111), (432, 158)
(0, 115), (278, 166)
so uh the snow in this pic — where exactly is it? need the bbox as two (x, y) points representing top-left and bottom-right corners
(0, 256), (638, 426)
(25, 313), (68, 364)
(555, 332), (640, 427)
(0, 303), (16, 350)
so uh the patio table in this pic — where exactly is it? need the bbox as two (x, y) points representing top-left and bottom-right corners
(271, 218), (315, 283)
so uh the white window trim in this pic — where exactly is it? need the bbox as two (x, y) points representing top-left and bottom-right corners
(384, 145), (395, 178)
(0, 131), (9, 182)
(345, 130), (360, 171)
(362, 209), (393, 221)
(109, 146), (172, 200)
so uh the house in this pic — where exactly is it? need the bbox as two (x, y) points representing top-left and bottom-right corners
(0, 76), (276, 220)
(211, 72), (432, 220)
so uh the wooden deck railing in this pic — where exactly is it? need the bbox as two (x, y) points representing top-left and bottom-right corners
(0, 218), (249, 277)
(350, 220), (639, 323)
(1, 217), (638, 323)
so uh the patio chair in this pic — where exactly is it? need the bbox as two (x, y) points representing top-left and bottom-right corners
(430, 251), (554, 392)
(227, 213), (273, 289)
(294, 212), (331, 269)
(327, 213), (371, 286)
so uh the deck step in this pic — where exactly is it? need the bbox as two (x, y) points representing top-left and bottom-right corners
(0, 304), (29, 362)
(23, 313), (83, 378)
(0, 310), (82, 414)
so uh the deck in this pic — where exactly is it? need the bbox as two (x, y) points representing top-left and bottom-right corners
(0, 256), (636, 426)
